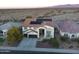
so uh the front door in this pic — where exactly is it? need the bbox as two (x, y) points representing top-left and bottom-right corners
(39, 29), (45, 38)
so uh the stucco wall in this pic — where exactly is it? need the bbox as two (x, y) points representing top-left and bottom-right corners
(45, 25), (54, 38)
(37, 25), (54, 38)
(60, 30), (79, 39)
(22, 25), (54, 38)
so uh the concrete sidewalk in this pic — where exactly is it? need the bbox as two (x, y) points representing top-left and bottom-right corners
(0, 47), (79, 53)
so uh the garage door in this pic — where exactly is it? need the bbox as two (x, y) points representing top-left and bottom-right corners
(29, 35), (37, 38)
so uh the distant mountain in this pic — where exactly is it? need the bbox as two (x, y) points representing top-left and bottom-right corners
(52, 4), (79, 8)
(0, 4), (79, 21)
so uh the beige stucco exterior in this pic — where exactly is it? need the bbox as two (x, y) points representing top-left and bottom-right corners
(60, 30), (79, 39)
(22, 25), (54, 39)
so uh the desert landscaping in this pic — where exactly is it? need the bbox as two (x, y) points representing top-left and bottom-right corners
(0, 4), (79, 53)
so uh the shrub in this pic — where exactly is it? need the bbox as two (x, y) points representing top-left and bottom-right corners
(49, 38), (59, 48)
(42, 38), (50, 42)
(42, 38), (59, 48)
(60, 36), (69, 42)
(0, 38), (5, 45)
(0, 38), (4, 42)
(75, 38), (79, 43)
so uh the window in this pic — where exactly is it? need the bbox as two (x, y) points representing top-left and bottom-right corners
(46, 31), (51, 37)
(72, 34), (75, 37)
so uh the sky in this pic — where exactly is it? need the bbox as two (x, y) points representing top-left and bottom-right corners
(0, 0), (79, 8)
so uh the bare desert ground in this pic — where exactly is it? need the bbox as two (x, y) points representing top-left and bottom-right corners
(0, 4), (79, 22)
(0, 8), (79, 21)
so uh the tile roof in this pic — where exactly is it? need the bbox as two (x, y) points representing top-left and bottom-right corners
(22, 17), (36, 27)
(22, 17), (53, 28)
(56, 20), (79, 33)
(0, 22), (21, 30)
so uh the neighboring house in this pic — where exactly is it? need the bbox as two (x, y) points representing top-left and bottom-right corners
(0, 22), (21, 38)
(22, 17), (54, 39)
(56, 20), (79, 39)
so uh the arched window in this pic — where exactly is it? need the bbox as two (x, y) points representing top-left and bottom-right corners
(72, 34), (75, 38)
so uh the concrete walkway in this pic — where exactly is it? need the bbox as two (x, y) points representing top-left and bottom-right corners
(18, 38), (37, 48)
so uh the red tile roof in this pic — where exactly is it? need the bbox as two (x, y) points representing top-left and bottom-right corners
(57, 20), (79, 33)
(22, 17), (53, 28)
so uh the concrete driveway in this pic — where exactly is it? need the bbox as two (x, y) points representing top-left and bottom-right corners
(18, 38), (37, 48)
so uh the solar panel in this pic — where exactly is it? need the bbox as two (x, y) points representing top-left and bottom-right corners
(36, 19), (52, 22)
(36, 19), (43, 22)
(44, 19), (52, 21)
(30, 21), (42, 24)
(30, 18), (52, 24)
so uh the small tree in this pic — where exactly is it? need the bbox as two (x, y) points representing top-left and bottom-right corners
(75, 38), (79, 43)
(60, 36), (69, 42)
(42, 38), (50, 42)
(7, 27), (23, 46)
